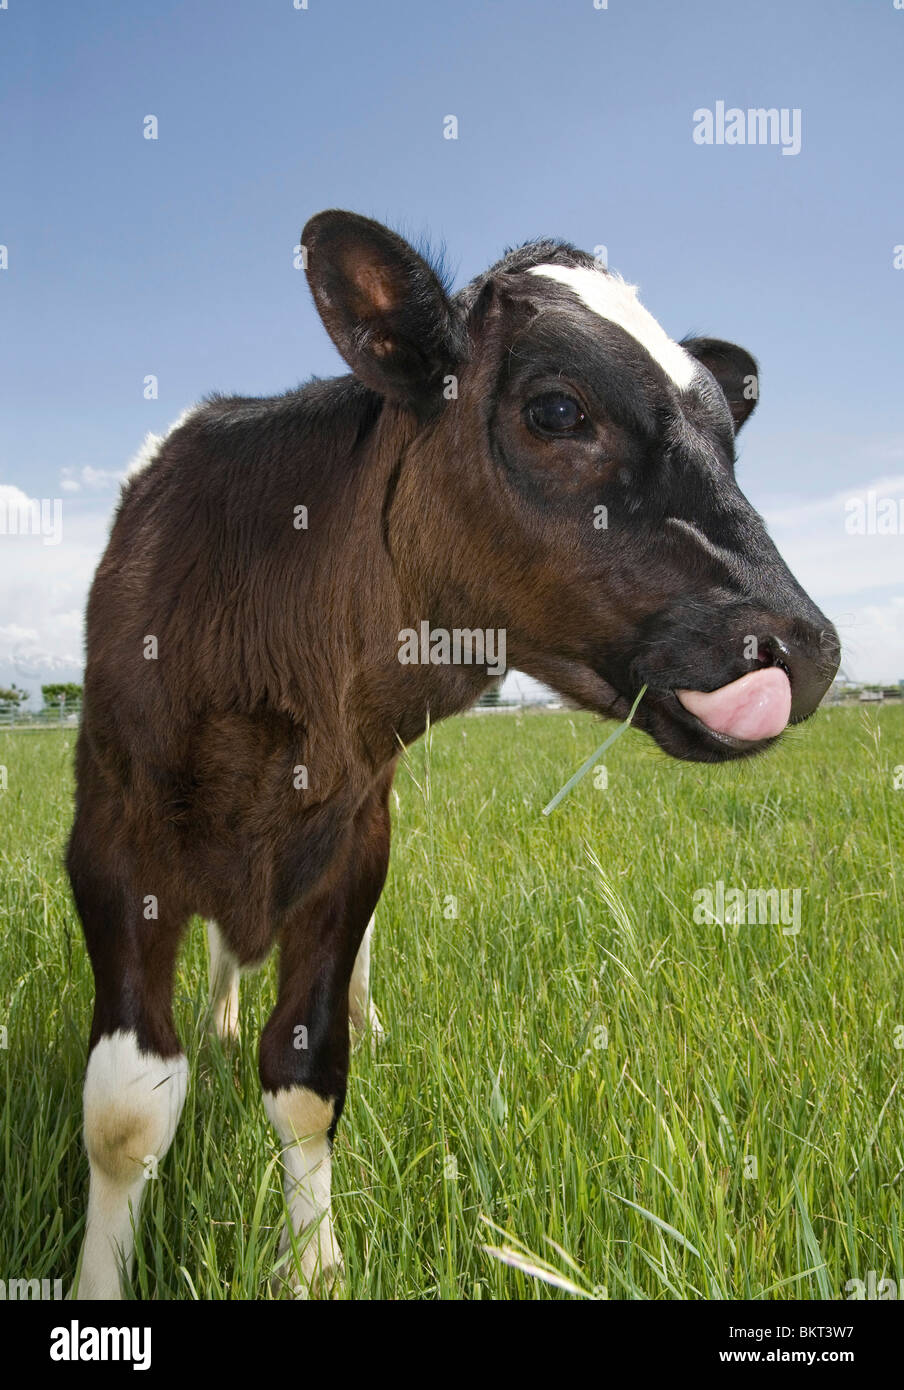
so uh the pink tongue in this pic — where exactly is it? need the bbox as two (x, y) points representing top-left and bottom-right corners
(676, 667), (792, 741)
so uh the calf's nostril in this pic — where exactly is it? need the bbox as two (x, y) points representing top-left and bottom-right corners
(756, 634), (793, 681)
(756, 626), (837, 722)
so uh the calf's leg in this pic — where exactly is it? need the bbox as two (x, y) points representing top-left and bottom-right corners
(260, 782), (390, 1297)
(348, 914), (384, 1044)
(207, 919), (240, 1040)
(68, 821), (188, 1300)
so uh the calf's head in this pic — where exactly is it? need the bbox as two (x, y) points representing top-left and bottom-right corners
(303, 210), (840, 762)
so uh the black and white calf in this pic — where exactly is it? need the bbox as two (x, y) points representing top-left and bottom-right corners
(67, 211), (839, 1297)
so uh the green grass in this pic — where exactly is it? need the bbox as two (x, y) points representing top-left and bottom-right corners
(1, 705), (902, 1300)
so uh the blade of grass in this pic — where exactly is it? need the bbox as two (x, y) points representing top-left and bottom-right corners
(542, 685), (647, 815)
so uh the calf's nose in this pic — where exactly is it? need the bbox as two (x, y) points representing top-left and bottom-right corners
(757, 622), (840, 724)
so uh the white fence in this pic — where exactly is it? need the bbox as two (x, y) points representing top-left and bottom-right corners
(0, 702), (82, 729)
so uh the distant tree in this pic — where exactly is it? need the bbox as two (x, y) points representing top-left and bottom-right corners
(0, 684), (27, 707)
(41, 682), (83, 708)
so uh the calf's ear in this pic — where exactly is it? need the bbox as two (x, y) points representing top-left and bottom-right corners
(682, 337), (759, 432)
(302, 210), (463, 409)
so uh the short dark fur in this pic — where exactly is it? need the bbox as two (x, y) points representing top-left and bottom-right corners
(67, 211), (839, 1261)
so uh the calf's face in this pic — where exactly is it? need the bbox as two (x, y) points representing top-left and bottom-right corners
(303, 210), (840, 763)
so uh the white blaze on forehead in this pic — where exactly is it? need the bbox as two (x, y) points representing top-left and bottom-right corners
(527, 263), (697, 390)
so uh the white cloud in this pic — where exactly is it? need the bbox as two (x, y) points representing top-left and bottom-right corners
(763, 473), (904, 682)
(828, 597), (904, 685)
(0, 484), (30, 508)
(764, 474), (904, 600)
(0, 492), (111, 700)
(59, 464), (128, 494)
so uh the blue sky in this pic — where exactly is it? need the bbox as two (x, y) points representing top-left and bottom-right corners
(1, 0), (902, 695)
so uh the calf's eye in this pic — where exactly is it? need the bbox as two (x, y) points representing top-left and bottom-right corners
(527, 392), (587, 435)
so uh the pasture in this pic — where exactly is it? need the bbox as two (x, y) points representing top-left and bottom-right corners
(0, 704), (901, 1300)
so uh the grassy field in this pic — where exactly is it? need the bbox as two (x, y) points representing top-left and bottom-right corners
(0, 705), (902, 1300)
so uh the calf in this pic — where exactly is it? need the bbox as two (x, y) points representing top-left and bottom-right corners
(67, 210), (839, 1298)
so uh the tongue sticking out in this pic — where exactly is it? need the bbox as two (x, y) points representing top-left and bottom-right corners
(676, 667), (792, 742)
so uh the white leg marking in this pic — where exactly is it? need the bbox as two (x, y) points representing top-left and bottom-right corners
(207, 920), (240, 1040)
(527, 262), (698, 389)
(264, 1087), (341, 1298)
(74, 1031), (188, 1300)
(348, 915), (385, 1047)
